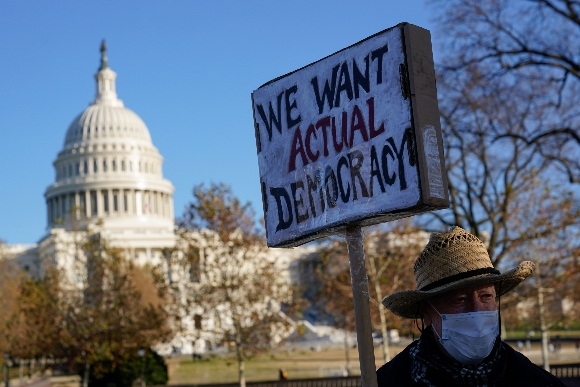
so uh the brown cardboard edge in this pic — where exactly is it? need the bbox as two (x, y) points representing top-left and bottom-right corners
(403, 24), (449, 208)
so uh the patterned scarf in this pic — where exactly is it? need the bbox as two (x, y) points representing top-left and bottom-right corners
(409, 328), (507, 387)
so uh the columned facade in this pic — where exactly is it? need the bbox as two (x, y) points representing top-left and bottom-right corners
(43, 41), (175, 264)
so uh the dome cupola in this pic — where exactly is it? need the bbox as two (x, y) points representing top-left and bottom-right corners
(44, 41), (175, 242)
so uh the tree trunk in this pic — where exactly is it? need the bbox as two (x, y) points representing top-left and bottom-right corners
(83, 361), (90, 387)
(368, 251), (390, 364)
(235, 328), (246, 387)
(343, 332), (351, 375)
(538, 285), (550, 372)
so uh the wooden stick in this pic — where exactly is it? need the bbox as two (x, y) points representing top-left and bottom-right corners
(345, 225), (378, 387)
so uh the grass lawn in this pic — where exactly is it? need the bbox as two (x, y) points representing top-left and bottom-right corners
(166, 333), (580, 385)
(166, 345), (407, 385)
(504, 330), (580, 340)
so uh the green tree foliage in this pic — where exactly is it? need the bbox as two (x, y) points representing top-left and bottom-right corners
(88, 348), (168, 387)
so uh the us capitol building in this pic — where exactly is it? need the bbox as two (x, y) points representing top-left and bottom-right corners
(5, 42), (315, 355)
(9, 42), (176, 275)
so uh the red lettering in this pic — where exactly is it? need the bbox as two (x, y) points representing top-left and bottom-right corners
(367, 97), (385, 138)
(349, 105), (369, 146)
(305, 124), (319, 162)
(288, 127), (309, 172)
(315, 117), (330, 157)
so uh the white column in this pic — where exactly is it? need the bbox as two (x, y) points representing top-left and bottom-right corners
(86, 191), (91, 218)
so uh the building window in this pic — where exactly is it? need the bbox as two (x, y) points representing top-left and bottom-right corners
(123, 191), (129, 213)
(75, 162), (80, 176)
(121, 160), (126, 171)
(113, 191), (119, 212)
(93, 159), (98, 173)
(79, 191), (86, 216)
(103, 191), (109, 213)
(90, 191), (98, 216)
(194, 315), (202, 330)
(83, 160), (88, 174)
(112, 159), (117, 172)
(103, 159), (108, 172)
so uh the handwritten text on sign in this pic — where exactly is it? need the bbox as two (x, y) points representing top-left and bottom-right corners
(252, 24), (441, 247)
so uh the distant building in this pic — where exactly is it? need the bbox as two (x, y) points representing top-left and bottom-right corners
(3, 41), (313, 355)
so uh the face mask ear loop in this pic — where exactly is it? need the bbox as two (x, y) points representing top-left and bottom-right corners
(414, 304), (424, 340)
(498, 281), (503, 339)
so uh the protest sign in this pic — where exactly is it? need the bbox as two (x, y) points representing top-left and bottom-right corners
(252, 23), (447, 247)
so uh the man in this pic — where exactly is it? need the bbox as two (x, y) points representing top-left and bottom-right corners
(377, 227), (565, 386)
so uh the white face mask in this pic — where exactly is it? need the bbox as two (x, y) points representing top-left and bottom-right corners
(430, 304), (499, 365)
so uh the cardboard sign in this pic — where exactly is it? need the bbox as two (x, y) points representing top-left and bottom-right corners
(252, 23), (448, 248)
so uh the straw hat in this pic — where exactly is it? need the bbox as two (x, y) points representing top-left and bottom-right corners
(382, 227), (535, 319)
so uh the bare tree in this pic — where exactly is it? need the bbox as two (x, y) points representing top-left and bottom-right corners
(314, 221), (424, 365)
(432, 0), (580, 183)
(175, 183), (299, 387)
(421, 43), (580, 267)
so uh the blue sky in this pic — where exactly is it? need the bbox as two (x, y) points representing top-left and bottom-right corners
(0, 1), (436, 244)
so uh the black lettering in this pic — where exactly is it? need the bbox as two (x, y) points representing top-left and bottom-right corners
(291, 181), (309, 224)
(348, 150), (369, 200)
(254, 123), (262, 153)
(256, 91), (284, 141)
(270, 187), (293, 231)
(387, 135), (408, 190)
(381, 142), (396, 186)
(306, 173), (322, 218)
(285, 85), (302, 129)
(324, 166), (338, 208)
(369, 145), (385, 195)
(371, 43), (389, 84)
(353, 57), (370, 98)
(337, 156), (351, 203)
(311, 64), (340, 114)
(334, 62), (353, 108)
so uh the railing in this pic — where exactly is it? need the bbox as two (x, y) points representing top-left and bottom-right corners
(551, 363), (580, 379)
(167, 376), (361, 387)
(163, 364), (580, 387)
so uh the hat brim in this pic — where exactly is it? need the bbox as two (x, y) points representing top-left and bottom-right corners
(382, 261), (535, 319)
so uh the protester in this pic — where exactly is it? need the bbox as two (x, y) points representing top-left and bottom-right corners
(377, 227), (565, 386)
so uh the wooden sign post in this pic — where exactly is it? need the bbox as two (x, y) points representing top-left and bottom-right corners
(252, 23), (448, 385)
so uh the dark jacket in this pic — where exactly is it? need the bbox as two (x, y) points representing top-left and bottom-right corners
(377, 333), (566, 386)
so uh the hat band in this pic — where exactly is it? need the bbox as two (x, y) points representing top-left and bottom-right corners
(419, 267), (501, 291)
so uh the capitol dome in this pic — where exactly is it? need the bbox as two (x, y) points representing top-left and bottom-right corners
(44, 41), (175, 250)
